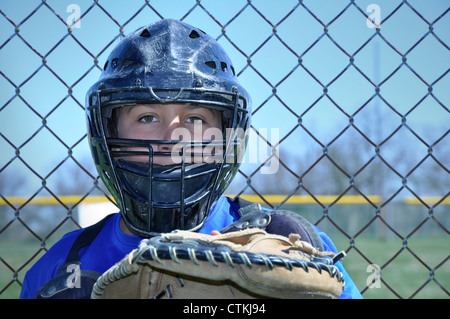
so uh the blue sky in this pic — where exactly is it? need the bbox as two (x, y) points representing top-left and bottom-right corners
(0, 0), (448, 195)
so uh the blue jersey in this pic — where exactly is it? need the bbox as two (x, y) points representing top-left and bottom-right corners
(20, 196), (362, 299)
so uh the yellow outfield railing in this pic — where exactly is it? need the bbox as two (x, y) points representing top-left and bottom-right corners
(237, 194), (382, 205)
(0, 195), (116, 206)
(0, 194), (447, 206)
(402, 196), (450, 206)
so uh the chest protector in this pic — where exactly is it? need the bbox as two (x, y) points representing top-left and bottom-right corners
(33, 215), (114, 299)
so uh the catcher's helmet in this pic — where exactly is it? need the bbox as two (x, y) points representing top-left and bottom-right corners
(86, 19), (251, 237)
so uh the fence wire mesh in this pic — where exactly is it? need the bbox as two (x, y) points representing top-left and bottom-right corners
(0, 0), (449, 298)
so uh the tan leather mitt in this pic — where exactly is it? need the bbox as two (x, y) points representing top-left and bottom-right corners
(91, 228), (345, 299)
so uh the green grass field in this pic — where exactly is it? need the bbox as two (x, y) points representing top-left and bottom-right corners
(334, 236), (450, 298)
(1, 234), (448, 299)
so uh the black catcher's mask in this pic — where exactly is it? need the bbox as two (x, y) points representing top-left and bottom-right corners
(85, 19), (251, 237)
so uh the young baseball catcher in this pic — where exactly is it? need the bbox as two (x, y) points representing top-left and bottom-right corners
(21, 19), (362, 299)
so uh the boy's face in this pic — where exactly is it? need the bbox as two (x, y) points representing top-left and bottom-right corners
(114, 103), (223, 165)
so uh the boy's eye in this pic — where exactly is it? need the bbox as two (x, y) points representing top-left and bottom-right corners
(186, 116), (204, 124)
(139, 115), (158, 123)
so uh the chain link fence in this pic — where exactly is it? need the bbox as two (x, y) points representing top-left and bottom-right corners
(0, 0), (449, 298)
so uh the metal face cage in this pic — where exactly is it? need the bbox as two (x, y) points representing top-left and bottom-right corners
(86, 86), (250, 237)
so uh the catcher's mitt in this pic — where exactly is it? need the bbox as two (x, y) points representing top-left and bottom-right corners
(91, 228), (345, 299)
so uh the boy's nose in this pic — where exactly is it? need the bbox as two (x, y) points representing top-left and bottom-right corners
(156, 117), (184, 152)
